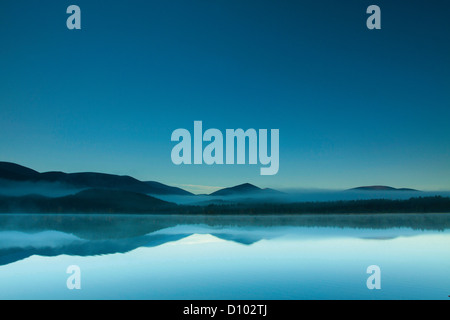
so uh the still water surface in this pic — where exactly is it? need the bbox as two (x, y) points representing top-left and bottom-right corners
(0, 213), (449, 299)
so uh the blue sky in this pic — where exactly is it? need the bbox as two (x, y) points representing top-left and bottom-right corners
(0, 0), (449, 193)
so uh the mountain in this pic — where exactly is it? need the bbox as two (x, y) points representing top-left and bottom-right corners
(349, 185), (419, 192)
(0, 162), (40, 181)
(0, 189), (176, 214)
(0, 162), (193, 196)
(209, 183), (282, 196)
(144, 181), (192, 196)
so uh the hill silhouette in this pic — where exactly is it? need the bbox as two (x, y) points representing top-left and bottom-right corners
(210, 183), (282, 196)
(350, 185), (419, 192)
(0, 162), (192, 196)
(0, 162), (40, 181)
(144, 181), (192, 196)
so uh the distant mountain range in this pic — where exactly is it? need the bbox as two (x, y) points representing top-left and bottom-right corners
(0, 162), (422, 198)
(1, 161), (445, 215)
(349, 185), (419, 192)
(0, 161), (192, 196)
(0, 162), (284, 197)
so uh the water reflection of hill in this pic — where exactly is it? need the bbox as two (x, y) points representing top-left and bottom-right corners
(1, 213), (450, 238)
(0, 231), (190, 266)
(0, 213), (449, 266)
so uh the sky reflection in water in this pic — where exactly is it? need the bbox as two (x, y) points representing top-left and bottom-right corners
(0, 214), (449, 300)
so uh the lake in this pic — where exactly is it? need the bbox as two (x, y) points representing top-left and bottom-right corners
(0, 213), (449, 300)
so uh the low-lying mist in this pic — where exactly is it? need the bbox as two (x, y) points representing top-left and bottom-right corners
(0, 179), (84, 198)
(152, 189), (450, 206)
